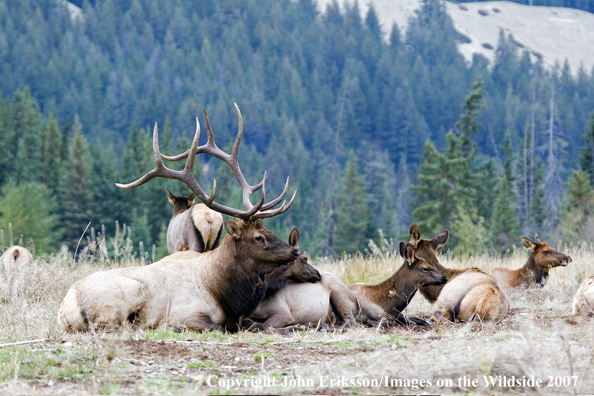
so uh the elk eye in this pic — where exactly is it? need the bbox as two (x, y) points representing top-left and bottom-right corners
(255, 236), (264, 243)
(423, 267), (429, 272)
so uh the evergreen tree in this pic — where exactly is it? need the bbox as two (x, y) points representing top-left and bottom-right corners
(489, 131), (521, 253)
(579, 112), (594, 185)
(41, 113), (62, 192)
(58, 118), (92, 251)
(14, 88), (44, 184)
(0, 92), (16, 186)
(333, 152), (372, 255)
(0, 181), (60, 253)
(453, 77), (485, 158)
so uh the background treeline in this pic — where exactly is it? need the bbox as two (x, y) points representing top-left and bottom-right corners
(456, 0), (594, 13)
(0, 0), (593, 258)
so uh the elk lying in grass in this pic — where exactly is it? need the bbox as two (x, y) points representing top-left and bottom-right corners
(58, 105), (299, 332)
(572, 275), (594, 316)
(1, 245), (33, 301)
(491, 235), (571, 288)
(165, 189), (223, 254)
(407, 224), (467, 303)
(244, 229), (358, 332)
(428, 269), (509, 322)
(348, 242), (447, 327)
(243, 229), (359, 332)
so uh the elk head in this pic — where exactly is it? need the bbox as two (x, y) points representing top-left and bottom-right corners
(399, 242), (447, 288)
(165, 189), (196, 217)
(408, 223), (449, 271)
(116, 104), (299, 270)
(521, 235), (572, 270)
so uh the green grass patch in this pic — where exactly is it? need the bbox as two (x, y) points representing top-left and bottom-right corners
(254, 353), (274, 360)
(188, 360), (215, 369)
(337, 342), (354, 349)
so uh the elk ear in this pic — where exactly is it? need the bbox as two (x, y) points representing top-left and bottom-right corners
(410, 224), (421, 246)
(405, 243), (415, 266)
(165, 189), (175, 204)
(187, 193), (196, 207)
(289, 228), (300, 249)
(432, 230), (449, 249)
(399, 241), (407, 259)
(254, 219), (264, 229)
(534, 234), (544, 244)
(521, 236), (535, 249)
(225, 220), (242, 240)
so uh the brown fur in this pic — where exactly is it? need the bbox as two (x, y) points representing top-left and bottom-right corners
(430, 270), (509, 322)
(165, 189), (223, 254)
(492, 235), (571, 288)
(58, 219), (300, 333)
(347, 242), (447, 327)
(572, 275), (594, 316)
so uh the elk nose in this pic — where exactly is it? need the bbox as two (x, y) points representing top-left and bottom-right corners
(291, 248), (300, 258)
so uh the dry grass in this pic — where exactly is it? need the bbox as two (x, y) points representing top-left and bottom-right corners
(0, 240), (593, 395)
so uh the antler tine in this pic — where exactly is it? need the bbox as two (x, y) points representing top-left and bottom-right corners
(231, 103), (243, 160)
(203, 108), (218, 150)
(116, 123), (166, 189)
(261, 176), (290, 211)
(253, 189), (297, 219)
(183, 117), (201, 174)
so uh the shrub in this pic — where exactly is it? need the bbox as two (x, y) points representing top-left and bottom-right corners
(482, 42), (494, 50)
(478, 9), (489, 16)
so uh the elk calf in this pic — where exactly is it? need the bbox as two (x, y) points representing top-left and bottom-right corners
(0, 245), (33, 301)
(492, 235), (571, 288)
(572, 275), (594, 316)
(429, 269), (509, 322)
(348, 242), (447, 327)
(245, 229), (359, 332)
(165, 189), (223, 254)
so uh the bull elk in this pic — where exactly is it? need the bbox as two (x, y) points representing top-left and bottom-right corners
(58, 104), (300, 332)
(165, 189), (223, 254)
(244, 229), (359, 332)
(492, 235), (571, 288)
(1, 245), (33, 301)
(348, 242), (447, 326)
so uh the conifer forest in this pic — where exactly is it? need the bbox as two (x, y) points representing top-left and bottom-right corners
(1, 0), (594, 258)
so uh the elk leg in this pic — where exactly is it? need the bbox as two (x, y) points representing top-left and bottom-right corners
(180, 316), (225, 332)
(328, 283), (358, 329)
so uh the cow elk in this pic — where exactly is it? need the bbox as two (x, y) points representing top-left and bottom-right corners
(348, 242), (448, 327)
(165, 189), (223, 254)
(428, 269), (509, 322)
(1, 245), (33, 301)
(245, 229), (359, 332)
(572, 275), (594, 316)
(58, 104), (300, 332)
(492, 235), (571, 288)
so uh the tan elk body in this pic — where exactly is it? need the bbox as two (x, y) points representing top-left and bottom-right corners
(407, 224), (509, 322)
(165, 189), (223, 254)
(572, 275), (594, 316)
(59, 105), (299, 332)
(1, 245), (34, 300)
(245, 230), (358, 331)
(492, 236), (571, 288)
(429, 269), (509, 322)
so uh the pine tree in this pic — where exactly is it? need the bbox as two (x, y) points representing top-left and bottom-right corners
(489, 131), (521, 254)
(454, 77), (485, 158)
(579, 112), (594, 185)
(58, 118), (92, 251)
(41, 113), (62, 193)
(333, 152), (372, 255)
(0, 92), (16, 186)
(14, 88), (44, 184)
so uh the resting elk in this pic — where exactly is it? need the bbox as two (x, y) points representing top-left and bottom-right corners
(407, 224), (508, 321)
(491, 235), (571, 288)
(165, 189), (223, 254)
(1, 245), (33, 301)
(244, 228), (359, 332)
(348, 242), (447, 326)
(58, 104), (300, 332)
(572, 275), (594, 316)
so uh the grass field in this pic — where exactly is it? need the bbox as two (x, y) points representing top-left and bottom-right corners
(1, 240), (593, 395)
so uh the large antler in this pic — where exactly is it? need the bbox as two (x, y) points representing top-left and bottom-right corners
(115, 104), (296, 221)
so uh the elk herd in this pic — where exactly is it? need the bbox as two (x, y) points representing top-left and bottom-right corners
(2, 105), (592, 333)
